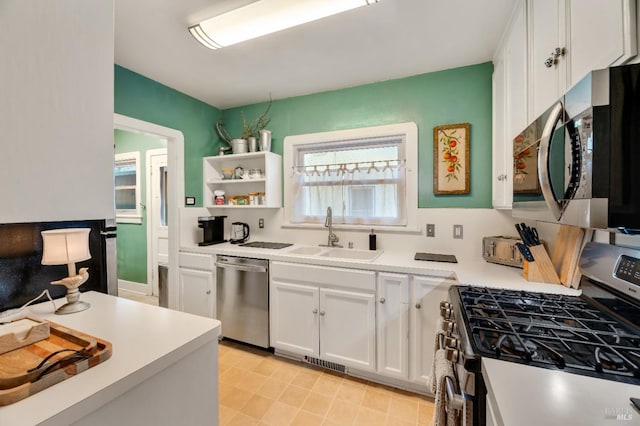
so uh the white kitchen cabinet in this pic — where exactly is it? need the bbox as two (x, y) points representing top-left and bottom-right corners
(528, 0), (636, 120)
(203, 151), (282, 209)
(270, 261), (376, 372)
(319, 287), (376, 371)
(178, 252), (215, 318)
(376, 272), (409, 379)
(270, 281), (319, 357)
(492, 0), (528, 209)
(409, 275), (454, 385)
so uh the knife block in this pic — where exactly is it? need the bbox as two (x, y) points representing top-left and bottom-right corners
(523, 245), (561, 284)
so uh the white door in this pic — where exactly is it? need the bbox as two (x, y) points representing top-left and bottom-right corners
(319, 287), (376, 372)
(270, 280), (319, 357)
(376, 272), (409, 379)
(178, 268), (214, 318)
(148, 150), (168, 296)
(410, 275), (453, 385)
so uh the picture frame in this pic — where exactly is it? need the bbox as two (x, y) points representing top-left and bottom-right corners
(433, 123), (470, 195)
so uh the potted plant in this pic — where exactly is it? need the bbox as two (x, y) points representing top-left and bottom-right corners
(215, 99), (271, 154)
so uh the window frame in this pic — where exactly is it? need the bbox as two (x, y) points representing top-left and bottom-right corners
(114, 151), (142, 224)
(283, 122), (418, 232)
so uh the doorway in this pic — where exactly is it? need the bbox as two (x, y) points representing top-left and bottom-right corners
(114, 114), (184, 310)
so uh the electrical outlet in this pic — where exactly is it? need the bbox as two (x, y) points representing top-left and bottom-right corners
(453, 224), (463, 239)
(426, 224), (435, 237)
(258, 218), (264, 229)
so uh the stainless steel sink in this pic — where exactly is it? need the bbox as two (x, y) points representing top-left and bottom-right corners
(318, 248), (382, 261)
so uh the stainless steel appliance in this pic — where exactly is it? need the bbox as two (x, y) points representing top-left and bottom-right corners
(215, 255), (269, 348)
(230, 222), (250, 244)
(198, 216), (226, 246)
(438, 242), (640, 425)
(513, 64), (640, 232)
(481, 236), (525, 268)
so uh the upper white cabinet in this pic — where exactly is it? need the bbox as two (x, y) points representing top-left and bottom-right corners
(203, 151), (282, 209)
(492, 1), (528, 209)
(493, 0), (636, 208)
(529, 0), (637, 119)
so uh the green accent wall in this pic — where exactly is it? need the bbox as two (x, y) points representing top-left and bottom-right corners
(220, 62), (494, 208)
(114, 129), (166, 284)
(114, 65), (222, 207)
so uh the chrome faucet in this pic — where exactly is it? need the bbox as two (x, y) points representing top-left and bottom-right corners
(321, 206), (342, 247)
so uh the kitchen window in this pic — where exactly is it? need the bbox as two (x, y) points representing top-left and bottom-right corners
(114, 152), (142, 224)
(283, 122), (418, 230)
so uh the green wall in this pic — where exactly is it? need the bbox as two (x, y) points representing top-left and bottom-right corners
(114, 65), (221, 207)
(221, 62), (494, 208)
(114, 129), (166, 284)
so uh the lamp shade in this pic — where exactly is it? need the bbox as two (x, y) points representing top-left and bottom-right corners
(189, 0), (379, 49)
(41, 228), (91, 265)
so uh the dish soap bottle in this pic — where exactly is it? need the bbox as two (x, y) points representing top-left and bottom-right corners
(369, 229), (377, 251)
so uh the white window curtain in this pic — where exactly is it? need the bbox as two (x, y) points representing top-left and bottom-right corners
(289, 137), (407, 226)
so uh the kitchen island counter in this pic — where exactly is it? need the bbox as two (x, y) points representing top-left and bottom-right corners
(0, 291), (221, 426)
(483, 357), (640, 425)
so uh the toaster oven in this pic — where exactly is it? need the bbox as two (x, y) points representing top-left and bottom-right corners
(482, 236), (524, 268)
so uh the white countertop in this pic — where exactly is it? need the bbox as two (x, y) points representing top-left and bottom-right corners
(0, 292), (221, 426)
(182, 242), (580, 295)
(483, 358), (640, 425)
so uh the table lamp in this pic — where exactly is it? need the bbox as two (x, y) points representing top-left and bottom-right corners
(41, 228), (91, 314)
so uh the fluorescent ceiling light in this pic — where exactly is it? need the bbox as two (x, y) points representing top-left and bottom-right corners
(189, 0), (379, 50)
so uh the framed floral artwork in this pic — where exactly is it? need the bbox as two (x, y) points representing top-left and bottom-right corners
(433, 123), (470, 195)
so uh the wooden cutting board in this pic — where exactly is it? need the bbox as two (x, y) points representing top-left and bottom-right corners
(551, 225), (585, 287)
(0, 321), (111, 406)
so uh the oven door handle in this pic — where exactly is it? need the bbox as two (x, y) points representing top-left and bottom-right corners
(445, 376), (465, 413)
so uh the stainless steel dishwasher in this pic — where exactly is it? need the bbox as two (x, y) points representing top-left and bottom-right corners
(215, 255), (269, 348)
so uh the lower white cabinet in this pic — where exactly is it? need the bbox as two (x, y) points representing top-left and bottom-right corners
(375, 272), (455, 387)
(178, 252), (215, 318)
(270, 262), (376, 372)
(409, 275), (453, 385)
(376, 272), (409, 379)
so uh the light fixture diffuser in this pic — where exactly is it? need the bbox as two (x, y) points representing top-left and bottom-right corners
(189, 0), (379, 50)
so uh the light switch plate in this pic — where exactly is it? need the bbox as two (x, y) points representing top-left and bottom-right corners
(453, 224), (463, 239)
(258, 218), (264, 229)
(185, 196), (196, 206)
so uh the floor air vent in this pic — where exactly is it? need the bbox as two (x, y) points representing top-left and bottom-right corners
(303, 356), (347, 373)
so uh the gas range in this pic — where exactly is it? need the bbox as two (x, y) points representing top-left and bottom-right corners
(438, 242), (640, 425)
(451, 285), (640, 385)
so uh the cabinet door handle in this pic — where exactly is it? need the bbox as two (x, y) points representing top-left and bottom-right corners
(312, 308), (318, 314)
(320, 310), (326, 316)
(379, 298), (386, 304)
(415, 303), (421, 309)
(544, 47), (566, 68)
(497, 174), (507, 181)
(206, 290), (211, 295)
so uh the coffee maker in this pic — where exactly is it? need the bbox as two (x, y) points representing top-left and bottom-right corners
(198, 216), (226, 246)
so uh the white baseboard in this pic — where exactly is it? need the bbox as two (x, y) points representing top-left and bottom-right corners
(118, 279), (151, 295)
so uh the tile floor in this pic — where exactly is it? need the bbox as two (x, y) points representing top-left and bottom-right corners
(118, 289), (436, 425)
(219, 341), (435, 426)
(118, 289), (159, 306)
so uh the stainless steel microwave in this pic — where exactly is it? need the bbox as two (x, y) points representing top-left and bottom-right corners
(512, 64), (640, 232)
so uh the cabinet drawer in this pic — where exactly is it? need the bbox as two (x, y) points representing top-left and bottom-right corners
(271, 261), (375, 292)
(179, 252), (214, 271)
